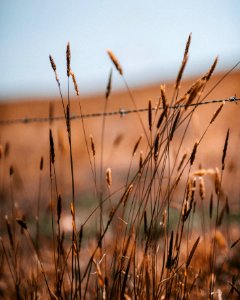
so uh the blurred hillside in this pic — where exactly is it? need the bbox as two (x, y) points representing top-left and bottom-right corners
(0, 71), (240, 216)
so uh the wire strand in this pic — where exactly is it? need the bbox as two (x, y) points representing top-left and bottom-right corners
(0, 96), (238, 126)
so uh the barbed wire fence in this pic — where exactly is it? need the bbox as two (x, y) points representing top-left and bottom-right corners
(0, 96), (239, 126)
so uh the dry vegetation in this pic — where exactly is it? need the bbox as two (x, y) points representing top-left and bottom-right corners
(0, 35), (240, 299)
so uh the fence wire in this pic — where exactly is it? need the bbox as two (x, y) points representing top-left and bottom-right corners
(0, 96), (239, 126)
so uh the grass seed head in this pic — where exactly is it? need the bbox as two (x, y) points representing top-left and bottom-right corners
(40, 156), (44, 171)
(5, 215), (14, 249)
(123, 184), (133, 206)
(70, 71), (79, 96)
(66, 42), (71, 77)
(132, 135), (142, 156)
(184, 33), (192, 59)
(210, 104), (224, 124)
(16, 218), (27, 230)
(49, 129), (55, 164)
(214, 167), (221, 195)
(90, 134), (96, 157)
(190, 177), (197, 203)
(184, 78), (206, 109)
(186, 236), (200, 268)
(166, 231), (174, 269)
(154, 133), (160, 162)
(205, 57), (218, 82)
(49, 55), (56, 72)
(106, 68), (113, 100)
(78, 225), (83, 250)
(66, 104), (71, 133)
(9, 165), (14, 176)
(107, 49), (123, 75)
(160, 84), (167, 109)
(193, 168), (207, 177)
(148, 99), (152, 131)
(222, 128), (230, 170)
(161, 210), (167, 227)
(199, 176), (205, 200)
(57, 195), (62, 224)
(174, 33), (191, 96)
(156, 105), (168, 129)
(49, 55), (59, 82)
(113, 133), (124, 148)
(209, 193), (213, 219)
(177, 152), (187, 172)
(190, 141), (198, 165)
(182, 199), (190, 221)
(186, 178), (192, 201)
(175, 55), (188, 92)
(170, 109), (181, 141)
(139, 151), (143, 175)
(106, 168), (112, 187)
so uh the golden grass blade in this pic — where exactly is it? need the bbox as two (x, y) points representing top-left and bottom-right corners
(107, 49), (123, 75)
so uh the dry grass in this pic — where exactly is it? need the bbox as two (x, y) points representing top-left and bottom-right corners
(0, 37), (240, 299)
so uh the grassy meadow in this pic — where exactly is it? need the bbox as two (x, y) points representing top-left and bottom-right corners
(0, 36), (240, 299)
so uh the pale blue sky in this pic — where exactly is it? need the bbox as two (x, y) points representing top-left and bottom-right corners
(0, 1), (239, 100)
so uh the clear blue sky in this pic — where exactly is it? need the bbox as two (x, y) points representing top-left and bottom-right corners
(0, 0), (239, 100)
